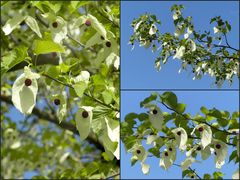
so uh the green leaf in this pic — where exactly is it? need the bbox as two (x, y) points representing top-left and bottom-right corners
(1, 46), (28, 75)
(228, 150), (237, 163)
(138, 113), (148, 121)
(44, 66), (60, 85)
(102, 90), (112, 104)
(131, 156), (138, 166)
(25, 16), (42, 38)
(217, 118), (228, 127)
(203, 174), (211, 179)
(182, 169), (191, 178)
(33, 40), (65, 54)
(73, 82), (88, 98)
(148, 146), (160, 158)
(210, 17), (216, 24)
(225, 21), (231, 32)
(122, 136), (137, 150)
(140, 92), (158, 107)
(200, 106), (209, 114)
(208, 108), (222, 118)
(213, 171), (223, 179)
(176, 103), (186, 114)
(160, 91), (178, 109)
(2, 14), (26, 35)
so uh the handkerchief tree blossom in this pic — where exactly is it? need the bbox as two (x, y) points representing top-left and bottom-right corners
(129, 4), (239, 87)
(121, 92), (239, 179)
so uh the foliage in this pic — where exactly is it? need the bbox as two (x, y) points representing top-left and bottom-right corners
(121, 92), (239, 178)
(129, 4), (239, 87)
(1, 1), (119, 179)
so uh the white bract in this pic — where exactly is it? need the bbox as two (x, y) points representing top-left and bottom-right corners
(212, 139), (228, 169)
(184, 27), (193, 39)
(73, 14), (107, 39)
(173, 10), (181, 20)
(134, 20), (143, 33)
(213, 26), (220, 34)
(52, 92), (67, 123)
(144, 104), (164, 131)
(149, 24), (157, 35)
(105, 118), (120, 160)
(232, 169), (239, 179)
(174, 24), (185, 37)
(2, 13), (26, 35)
(172, 127), (188, 151)
(186, 143), (211, 160)
(73, 71), (90, 84)
(180, 157), (197, 170)
(130, 144), (150, 174)
(75, 106), (93, 140)
(191, 124), (212, 149)
(173, 46), (185, 59)
(159, 146), (176, 170)
(12, 66), (40, 115)
(42, 13), (68, 43)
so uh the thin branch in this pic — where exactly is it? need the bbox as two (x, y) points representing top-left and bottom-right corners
(0, 94), (104, 151)
(97, 9), (119, 28)
(41, 73), (119, 112)
(105, 172), (120, 179)
(161, 102), (236, 136)
(195, 37), (239, 52)
(173, 163), (202, 179)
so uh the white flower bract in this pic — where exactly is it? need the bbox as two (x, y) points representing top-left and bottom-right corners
(12, 66), (40, 115)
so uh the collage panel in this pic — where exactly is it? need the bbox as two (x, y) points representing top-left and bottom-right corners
(121, 91), (239, 179)
(121, 1), (239, 89)
(1, 1), (120, 179)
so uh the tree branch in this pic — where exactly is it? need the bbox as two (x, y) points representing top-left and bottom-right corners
(0, 94), (104, 151)
(42, 73), (119, 112)
(161, 102), (236, 136)
(173, 163), (202, 179)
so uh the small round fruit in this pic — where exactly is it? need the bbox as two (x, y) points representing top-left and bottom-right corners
(196, 146), (201, 151)
(25, 79), (32, 86)
(164, 152), (169, 156)
(82, 110), (89, 118)
(106, 41), (111, 47)
(198, 127), (203, 132)
(152, 109), (158, 114)
(169, 147), (172, 151)
(177, 131), (181, 136)
(54, 99), (61, 106)
(215, 144), (221, 149)
(85, 19), (91, 26)
(52, 22), (58, 28)
(136, 149), (141, 154)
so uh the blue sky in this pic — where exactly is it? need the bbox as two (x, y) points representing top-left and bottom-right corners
(121, 91), (239, 179)
(121, 1), (239, 89)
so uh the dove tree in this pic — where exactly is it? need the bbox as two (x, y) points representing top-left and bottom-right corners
(129, 4), (239, 88)
(1, 1), (119, 179)
(121, 92), (239, 179)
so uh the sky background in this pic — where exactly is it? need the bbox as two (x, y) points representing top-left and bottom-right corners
(121, 1), (239, 90)
(121, 91), (239, 179)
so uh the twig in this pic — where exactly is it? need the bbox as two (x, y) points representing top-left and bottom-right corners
(0, 94), (104, 151)
(97, 9), (119, 28)
(173, 163), (202, 179)
(161, 102), (236, 136)
(195, 37), (239, 52)
(105, 172), (120, 179)
(42, 73), (119, 112)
